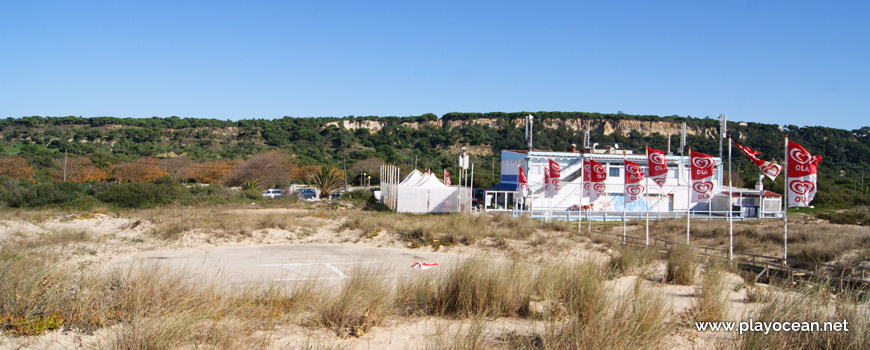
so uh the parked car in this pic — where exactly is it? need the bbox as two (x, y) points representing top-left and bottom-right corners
(298, 188), (318, 199)
(328, 192), (342, 199)
(261, 189), (285, 198)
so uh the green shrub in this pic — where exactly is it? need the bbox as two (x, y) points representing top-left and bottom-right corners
(818, 207), (870, 226)
(60, 195), (101, 211)
(341, 189), (372, 201)
(93, 182), (184, 208)
(6, 182), (90, 207)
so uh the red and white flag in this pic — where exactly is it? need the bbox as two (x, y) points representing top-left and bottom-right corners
(647, 147), (668, 187)
(732, 140), (782, 181)
(690, 151), (715, 202)
(582, 160), (591, 198)
(544, 167), (553, 198)
(587, 159), (607, 202)
(787, 140), (822, 208)
(517, 166), (529, 197)
(548, 159), (561, 195)
(624, 160), (645, 203)
(443, 170), (451, 186)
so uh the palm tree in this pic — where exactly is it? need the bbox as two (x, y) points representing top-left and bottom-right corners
(307, 165), (343, 198)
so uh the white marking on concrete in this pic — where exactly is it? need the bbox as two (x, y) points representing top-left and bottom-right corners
(259, 261), (383, 267)
(273, 274), (411, 282)
(323, 263), (348, 278)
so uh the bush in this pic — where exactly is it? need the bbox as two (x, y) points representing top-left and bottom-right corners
(93, 182), (185, 208)
(818, 207), (870, 226)
(4, 182), (90, 207)
(60, 195), (101, 211)
(341, 189), (372, 201)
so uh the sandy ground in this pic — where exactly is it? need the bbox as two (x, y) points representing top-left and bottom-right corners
(0, 207), (776, 349)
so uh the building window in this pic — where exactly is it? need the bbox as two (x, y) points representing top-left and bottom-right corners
(669, 169), (679, 178)
(609, 167), (621, 177)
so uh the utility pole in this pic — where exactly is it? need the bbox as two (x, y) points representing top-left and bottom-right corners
(63, 149), (68, 182)
(491, 156), (495, 183)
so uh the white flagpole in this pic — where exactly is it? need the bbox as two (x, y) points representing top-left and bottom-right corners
(470, 164), (474, 214)
(623, 153), (627, 243)
(579, 159), (584, 233)
(687, 146), (691, 245)
(458, 162), (463, 212)
(645, 145), (650, 246)
(589, 160), (593, 235)
(728, 136), (734, 261)
(784, 135), (789, 263)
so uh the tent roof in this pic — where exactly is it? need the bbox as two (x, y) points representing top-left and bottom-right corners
(400, 169), (424, 185)
(415, 173), (447, 188)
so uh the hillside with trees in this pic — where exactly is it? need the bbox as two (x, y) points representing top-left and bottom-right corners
(0, 113), (867, 208)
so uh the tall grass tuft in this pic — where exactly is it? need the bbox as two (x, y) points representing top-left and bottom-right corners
(690, 261), (730, 322)
(535, 261), (608, 322)
(608, 244), (658, 277)
(666, 244), (697, 285)
(395, 258), (534, 318)
(318, 268), (392, 337)
(426, 320), (488, 350)
(434, 259), (533, 318)
(543, 279), (672, 349)
(731, 292), (870, 350)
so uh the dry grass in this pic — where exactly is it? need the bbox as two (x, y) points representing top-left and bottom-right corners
(8, 205), (868, 349)
(534, 261), (608, 321)
(14, 229), (93, 250)
(666, 244), (697, 285)
(608, 244), (659, 277)
(341, 212), (570, 247)
(317, 268), (392, 337)
(728, 292), (870, 350)
(540, 278), (672, 350)
(125, 206), (330, 240)
(690, 261), (730, 322)
(426, 320), (488, 350)
(395, 258), (535, 318)
(0, 246), (317, 346)
(650, 219), (870, 267)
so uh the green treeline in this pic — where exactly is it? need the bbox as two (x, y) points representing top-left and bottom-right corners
(1, 112), (868, 207)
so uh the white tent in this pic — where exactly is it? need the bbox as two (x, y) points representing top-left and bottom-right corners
(400, 169), (424, 185)
(414, 173), (447, 188)
(396, 171), (458, 213)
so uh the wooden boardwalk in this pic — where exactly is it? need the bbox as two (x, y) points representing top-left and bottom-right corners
(594, 232), (869, 297)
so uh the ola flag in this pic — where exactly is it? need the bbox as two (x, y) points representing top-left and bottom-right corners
(647, 147), (668, 187)
(517, 166), (529, 197)
(624, 160), (645, 202)
(582, 160), (591, 198)
(787, 141), (822, 207)
(690, 151), (715, 202)
(589, 159), (607, 202)
(732, 140), (782, 180)
(548, 159), (561, 193)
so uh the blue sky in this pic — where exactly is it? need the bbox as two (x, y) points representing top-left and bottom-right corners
(1, 1), (867, 130)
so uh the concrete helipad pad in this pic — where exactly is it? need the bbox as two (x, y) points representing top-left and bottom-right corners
(126, 244), (459, 287)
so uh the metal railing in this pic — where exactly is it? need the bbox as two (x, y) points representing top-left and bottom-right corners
(509, 209), (783, 222)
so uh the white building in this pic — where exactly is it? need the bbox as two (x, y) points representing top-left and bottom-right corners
(495, 147), (726, 219)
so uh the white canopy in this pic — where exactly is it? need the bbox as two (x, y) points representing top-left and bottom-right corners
(414, 173), (447, 188)
(400, 169), (424, 185)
